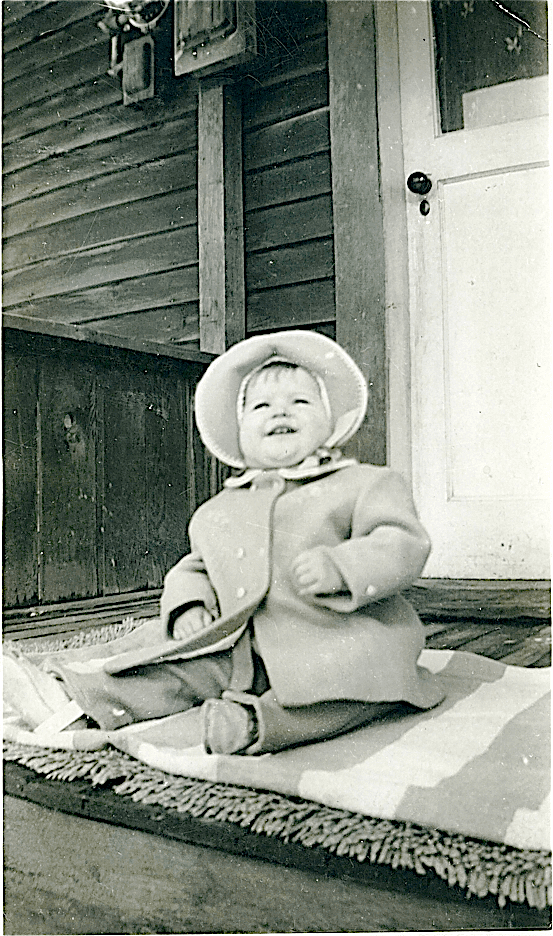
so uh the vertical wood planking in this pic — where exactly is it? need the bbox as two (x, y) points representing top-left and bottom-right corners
(198, 82), (245, 353)
(144, 365), (197, 583)
(36, 366), (44, 602)
(3, 339), (39, 607)
(327, 1), (387, 465)
(99, 353), (207, 595)
(184, 378), (201, 515)
(185, 370), (228, 513)
(101, 371), (148, 595)
(38, 352), (98, 602)
(3, 335), (211, 613)
(95, 379), (107, 599)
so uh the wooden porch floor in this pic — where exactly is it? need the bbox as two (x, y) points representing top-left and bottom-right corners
(423, 616), (551, 667)
(4, 615), (551, 934)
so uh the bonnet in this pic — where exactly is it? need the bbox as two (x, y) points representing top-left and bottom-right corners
(194, 330), (368, 468)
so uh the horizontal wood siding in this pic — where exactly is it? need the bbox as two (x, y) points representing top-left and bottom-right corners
(3, 329), (220, 612)
(3, 3), (96, 52)
(4, 2), (335, 347)
(3, 2), (201, 349)
(241, 2), (335, 336)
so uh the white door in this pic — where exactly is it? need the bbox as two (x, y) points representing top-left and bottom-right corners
(396, 1), (549, 579)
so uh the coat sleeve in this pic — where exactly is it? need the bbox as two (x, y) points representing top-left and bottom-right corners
(311, 469), (431, 613)
(159, 542), (220, 633)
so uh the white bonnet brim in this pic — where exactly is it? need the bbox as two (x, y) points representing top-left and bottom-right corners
(194, 330), (369, 468)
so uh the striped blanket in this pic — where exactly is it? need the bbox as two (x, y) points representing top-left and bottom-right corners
(4, 636), (550, 854)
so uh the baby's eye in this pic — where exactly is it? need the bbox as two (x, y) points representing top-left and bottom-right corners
(293, 398), (311, 405)
(252, 401), (270, 410)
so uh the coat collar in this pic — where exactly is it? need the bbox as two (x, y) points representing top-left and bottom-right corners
(224, 449), (357, 488)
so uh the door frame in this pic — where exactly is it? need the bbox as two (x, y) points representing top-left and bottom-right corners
(374, 1), (412, 482)
(327, 0), (387, 467)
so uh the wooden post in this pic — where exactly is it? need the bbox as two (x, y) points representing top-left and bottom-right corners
(198, 81), (246, 354)
(327, 1), (386, 465)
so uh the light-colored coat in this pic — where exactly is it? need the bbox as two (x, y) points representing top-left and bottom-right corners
(110, 463), (443, 710)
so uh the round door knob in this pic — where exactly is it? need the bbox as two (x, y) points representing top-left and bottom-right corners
(407, 172), (432, 196)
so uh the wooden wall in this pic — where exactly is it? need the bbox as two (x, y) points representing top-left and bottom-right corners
(241, 2), (335, 338)
(3, 1), (334, 349)
(3, 328), (222, 611)
(3, 1), (201, 348)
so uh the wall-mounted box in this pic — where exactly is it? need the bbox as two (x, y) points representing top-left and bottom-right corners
(123, 35), (155, 104)
(174, 0), (256, 77)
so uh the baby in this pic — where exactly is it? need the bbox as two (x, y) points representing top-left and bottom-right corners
(173, 360), (344, 643)
(4, 331), (445, 755)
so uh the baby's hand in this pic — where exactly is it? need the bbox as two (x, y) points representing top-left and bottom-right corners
(172, 605), (213, 640)
(292, 550), (345, 596)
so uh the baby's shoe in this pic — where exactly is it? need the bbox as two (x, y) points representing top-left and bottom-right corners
(201, 698), (257, 754)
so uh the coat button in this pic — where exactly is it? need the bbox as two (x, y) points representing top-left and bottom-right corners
(236, 586), (246, 598)
(236, 547), (245, 558)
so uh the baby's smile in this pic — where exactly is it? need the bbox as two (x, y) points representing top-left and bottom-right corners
(267, 423), (296, 435)
(238, 366), (333, 469)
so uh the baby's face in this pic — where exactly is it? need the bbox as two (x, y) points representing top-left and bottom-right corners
(239, 367), (332, 469)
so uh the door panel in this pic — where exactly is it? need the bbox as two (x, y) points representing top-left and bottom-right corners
(397, 1), (549, 578)
(443, 166), (549, 503)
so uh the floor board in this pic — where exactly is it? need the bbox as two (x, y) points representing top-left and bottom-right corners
(406, 580), (550, 619)
(425, 618), (551, 666)
(4, 795), (549, 934)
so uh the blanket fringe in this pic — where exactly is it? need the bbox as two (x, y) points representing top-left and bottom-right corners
(3, 618), (139, 655)
(4, 739), (551, 911)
